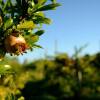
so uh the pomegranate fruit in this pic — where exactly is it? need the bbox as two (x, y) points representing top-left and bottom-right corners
(4, 34), (28, 55)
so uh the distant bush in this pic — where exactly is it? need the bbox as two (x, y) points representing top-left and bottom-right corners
(0, 52), (100, 99)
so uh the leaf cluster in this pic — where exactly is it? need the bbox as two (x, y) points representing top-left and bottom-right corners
(0, 0), (60, 57)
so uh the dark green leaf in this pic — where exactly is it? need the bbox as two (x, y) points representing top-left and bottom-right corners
(35, 30), (45, 36)
(4, 18), (13, 30)
(51, 0), (56, 3)
(15, 0), (21, 7)
(33, 44), (43, 48)
(0, 0), (4, 7)
(35, 3), (61, 12)
(33, 16), (52, 24)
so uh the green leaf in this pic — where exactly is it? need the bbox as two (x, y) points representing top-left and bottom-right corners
(0, 0), (4, 7)
(35, 30), (44, 36)
(4, 28), (12, 36)
(17, 20), (36, 29)
(0, 64), (12, 75)
(31, 35), (39, 43)
(15, 0), (21, 6)
(43, 18), (52, 24)
(3, 0), (12, 13)
(25, 35), (39, 47)
(34, 11), (45, 17)
(5, 93), (15, 100)
(38, 0), (47, 5)
(35, 3), (61, 12)
(4, 18), (13, 30)
(51, 0), (56, 3)
(18, 96), (24, 100)
(33, 16), (52, 24)
(33, 44), (43, 48)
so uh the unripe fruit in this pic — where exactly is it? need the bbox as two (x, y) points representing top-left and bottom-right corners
(4, 34), (28, 55)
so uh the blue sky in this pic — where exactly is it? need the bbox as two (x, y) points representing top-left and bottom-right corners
(18, 0), (100, 63)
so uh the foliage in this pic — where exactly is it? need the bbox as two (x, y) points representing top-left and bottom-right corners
(0, 52), (100, 99)
(0, 0), (60, 87)
(0, 0), (60, 57)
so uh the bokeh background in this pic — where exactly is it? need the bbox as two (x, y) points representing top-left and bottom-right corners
(1, 0), (100, 100)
